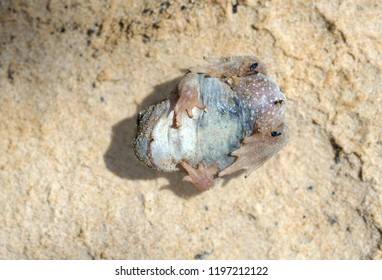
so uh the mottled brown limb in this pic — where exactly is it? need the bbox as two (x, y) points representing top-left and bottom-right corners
(174, 72), (206, 127)
(219, 124), (289, 177)
(189, 56), (267, 78)
(180, 161), (219, 191)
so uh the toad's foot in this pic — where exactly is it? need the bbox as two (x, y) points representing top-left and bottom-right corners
(219, 123), (289, 177)
(180, 161), (219, 191)
(189, 56), (267, 79)
(174, 72), (206, 127)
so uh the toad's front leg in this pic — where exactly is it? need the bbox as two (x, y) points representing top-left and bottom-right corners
(180, 161), (219, 191)
(174, 72), (206, 127)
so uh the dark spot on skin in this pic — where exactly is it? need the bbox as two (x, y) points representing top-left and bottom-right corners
(271, 131), (282, 137)
(307, 186), (314, 191)
(232, 2), (238, 14)
(100, 96), (105, 102)
(274, 99), (284, 105)
(60, 27), (66, 33)
(302, 215), (306, 219)
(250, 63), (258, 71)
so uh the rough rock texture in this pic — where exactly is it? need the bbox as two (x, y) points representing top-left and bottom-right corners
(0, 0), (381, 259)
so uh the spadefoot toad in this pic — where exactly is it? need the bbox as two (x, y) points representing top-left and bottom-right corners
(133, 56), (289, 191)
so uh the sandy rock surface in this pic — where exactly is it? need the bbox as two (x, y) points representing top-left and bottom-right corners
(0, 0), (381, 259)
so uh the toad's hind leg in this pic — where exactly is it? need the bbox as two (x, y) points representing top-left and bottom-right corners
(174, 72), (206, 127)
(180, 161), (219, 191)
(189, 56), (267, 78)
(219, 124), (289, 177)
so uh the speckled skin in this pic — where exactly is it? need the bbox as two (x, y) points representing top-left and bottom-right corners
(133, 56), (288, 191)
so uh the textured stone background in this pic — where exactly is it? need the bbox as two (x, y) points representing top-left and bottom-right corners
(0, 0), (381, 259)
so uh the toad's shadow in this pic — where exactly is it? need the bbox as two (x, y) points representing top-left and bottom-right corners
(104, 77), (242, 198)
